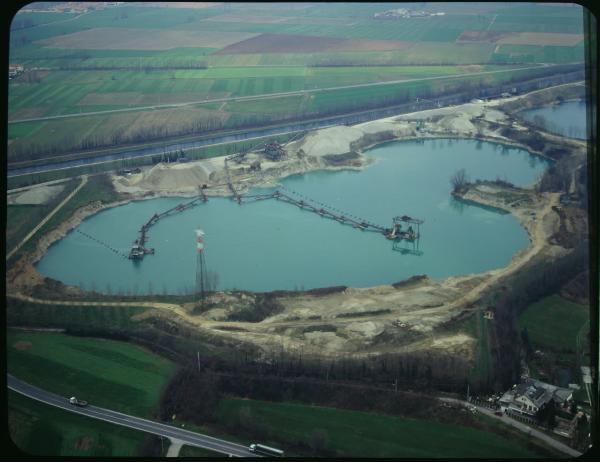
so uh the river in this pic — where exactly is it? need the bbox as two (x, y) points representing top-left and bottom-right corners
(36, 138), (549, 294)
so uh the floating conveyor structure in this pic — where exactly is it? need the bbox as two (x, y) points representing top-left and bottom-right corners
(128, 187), (209, 260)
(128, 185), (423, 260)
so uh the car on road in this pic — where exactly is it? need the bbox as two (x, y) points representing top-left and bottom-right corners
(495, 411), (503, 416)
(69, 396), (88, 407)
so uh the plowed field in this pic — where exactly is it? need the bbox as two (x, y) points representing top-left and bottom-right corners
(217, 33), (410, 54)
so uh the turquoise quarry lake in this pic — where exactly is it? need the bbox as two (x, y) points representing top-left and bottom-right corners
(37, 139), (549, 294)
(520, 100), (587, 140)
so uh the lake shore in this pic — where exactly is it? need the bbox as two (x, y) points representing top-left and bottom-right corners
(6, 83), (586, 359)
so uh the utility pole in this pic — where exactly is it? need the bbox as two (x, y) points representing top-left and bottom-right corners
(197, 351), (201, 372)
(195, 229), (208, 311)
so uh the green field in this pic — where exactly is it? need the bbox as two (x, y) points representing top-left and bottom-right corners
(178, 445), (225, 457)
(7, 298), (148, 329)
(6, 204), (46, 251)
(435, 310), (493, 391)
(6, 331), (177, 417)
(6, 178), (79, 257)
(8, 62), (574, 162)
(10, 175), (120, 263)
(10, 3), (584, 68)
(519, 295), (589, 352)
(213, 398), (540, 458)
(9, 391), (147, 456)
(8, 65), (516, 121)
(8, 3), (586, 167)
(491, 42), (585, 64)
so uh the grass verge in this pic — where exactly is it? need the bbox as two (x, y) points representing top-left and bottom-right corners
(518, 294), (589, 352)
(6, 330), (177, 417)
(212, 397), (541, 458)
(8, 391), (147, 457)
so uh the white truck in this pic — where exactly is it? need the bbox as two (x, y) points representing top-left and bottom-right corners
(69, 396), (88, 407)
(249, 443), (284, 457)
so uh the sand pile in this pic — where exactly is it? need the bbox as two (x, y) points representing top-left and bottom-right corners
(290, 125), (365, 157)
(438, 113), (476, 134)
(120, 160), (223, 192)
(145, 162), (211, 189)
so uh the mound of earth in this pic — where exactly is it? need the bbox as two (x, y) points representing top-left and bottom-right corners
(118, 160), (223, 192)
(217, 33), (409, 54)
(438, 114), (476, 134)
(288, 125), (365, 157)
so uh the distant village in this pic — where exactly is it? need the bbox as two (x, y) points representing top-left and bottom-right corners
(8, 64), (24, 80)
(373, 8), (445, 19)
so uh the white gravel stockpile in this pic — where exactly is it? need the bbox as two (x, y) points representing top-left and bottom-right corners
(291, 125), (365, 157)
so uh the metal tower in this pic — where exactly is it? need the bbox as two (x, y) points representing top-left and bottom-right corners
(195, 229), (208, 310)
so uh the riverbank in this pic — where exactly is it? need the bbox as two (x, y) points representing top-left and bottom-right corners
(6, 83), (586, 360)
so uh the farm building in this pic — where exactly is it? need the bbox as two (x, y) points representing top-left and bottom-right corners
(499, 378), (573, 417)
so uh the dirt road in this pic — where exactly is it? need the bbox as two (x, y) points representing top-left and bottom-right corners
(439, 397), (582, 457)
(6, 175), (88, 261)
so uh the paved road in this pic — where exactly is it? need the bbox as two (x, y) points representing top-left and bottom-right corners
(7, 374), (258, 457)
(8, 64), (553, 125)
(6, 175), (88, 261)
(7, 72), (583, 179)
(438, 397), (582, 457)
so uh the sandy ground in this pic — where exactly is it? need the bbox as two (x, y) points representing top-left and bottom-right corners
(7, 184), (65, 205)
(7, 85), (585, 359)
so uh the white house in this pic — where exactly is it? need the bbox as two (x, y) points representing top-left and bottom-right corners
(499, 378), (573, 417)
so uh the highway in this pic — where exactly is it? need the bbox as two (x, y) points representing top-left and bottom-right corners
(6, 70), (584, 179)
(7, 374), (258, 457)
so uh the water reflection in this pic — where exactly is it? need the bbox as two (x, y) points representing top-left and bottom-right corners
(392, 239), (424, 256)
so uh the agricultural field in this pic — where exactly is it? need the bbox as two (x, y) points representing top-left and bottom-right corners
(9, 391), (147, 456)
(8, 2), (586, 163)
(39, 28), (260, 50)
(5, 174), (121, 265)
(518, 295), (589, 353)
(7, 61), (572, 163)
(178, 445), (225, 457)
(6, 330), (177, 417)
(6, 178), (79, 255)
(213, 398), (540, 458)
(6, 205), (47, 252)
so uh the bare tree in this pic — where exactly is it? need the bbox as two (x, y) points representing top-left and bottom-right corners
(450, 168), (469, 193)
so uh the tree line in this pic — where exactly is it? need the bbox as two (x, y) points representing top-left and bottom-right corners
(9, 64), (582, 163)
